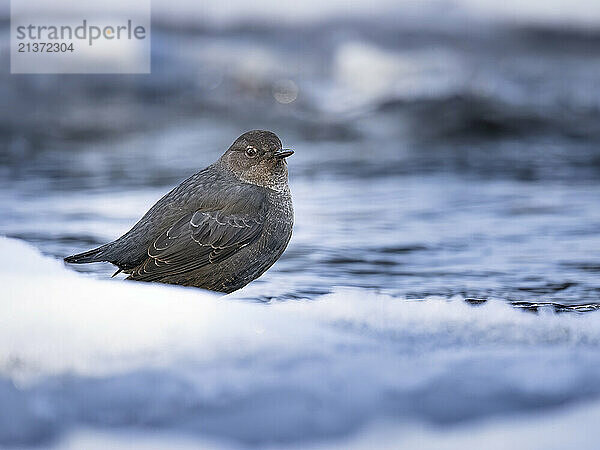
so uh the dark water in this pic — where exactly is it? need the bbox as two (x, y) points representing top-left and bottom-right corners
(1, 15), (600, 310)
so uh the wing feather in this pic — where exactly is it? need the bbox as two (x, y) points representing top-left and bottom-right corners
(128, 209), (264, 282)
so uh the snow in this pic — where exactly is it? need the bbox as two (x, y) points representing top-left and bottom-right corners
(1, 236), (599, 448)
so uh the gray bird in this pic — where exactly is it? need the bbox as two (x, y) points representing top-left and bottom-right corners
(64, 130), (294, 293)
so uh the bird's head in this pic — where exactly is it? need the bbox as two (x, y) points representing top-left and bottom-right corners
(220, 130), (293, 190)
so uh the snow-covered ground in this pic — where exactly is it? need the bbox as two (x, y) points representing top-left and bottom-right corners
(1, 236), (599, 448)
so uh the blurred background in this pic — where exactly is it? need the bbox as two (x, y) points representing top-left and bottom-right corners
(2, 1), (600, 448)
(2, 0), (599, 307)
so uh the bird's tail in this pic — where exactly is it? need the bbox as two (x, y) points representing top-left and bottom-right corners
(64, 244), (110, 264)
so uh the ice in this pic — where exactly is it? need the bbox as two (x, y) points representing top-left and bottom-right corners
(1, 236), (600, 448)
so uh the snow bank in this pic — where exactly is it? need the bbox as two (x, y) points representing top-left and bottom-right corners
(1, 237), (599, 448)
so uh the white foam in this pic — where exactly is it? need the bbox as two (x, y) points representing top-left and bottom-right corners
(320, 42), (464, 112)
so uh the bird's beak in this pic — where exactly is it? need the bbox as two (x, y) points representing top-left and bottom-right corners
(274, 149), (294, 159)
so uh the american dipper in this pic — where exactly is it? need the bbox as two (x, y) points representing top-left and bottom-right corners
(64, 130), (294, 293)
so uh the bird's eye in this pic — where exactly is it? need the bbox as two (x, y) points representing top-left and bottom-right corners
(245, 146), (258, 158)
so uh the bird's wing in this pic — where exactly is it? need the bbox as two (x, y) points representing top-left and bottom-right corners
(127, 209), (264, 281)
(104, 169), (266, 270)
